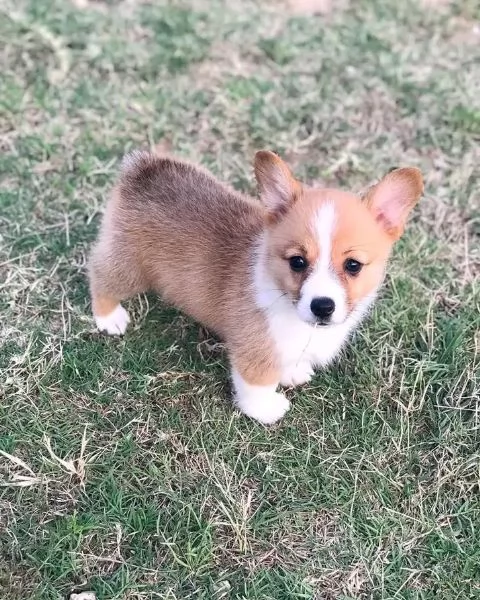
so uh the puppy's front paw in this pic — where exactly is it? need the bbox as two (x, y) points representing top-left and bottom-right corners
(95, 305), (130, 335)
(280, 362), (314, 387)
(236, 391), (290, 425)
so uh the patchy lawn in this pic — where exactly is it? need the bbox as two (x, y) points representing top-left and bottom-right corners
(0, 0), (479, 598)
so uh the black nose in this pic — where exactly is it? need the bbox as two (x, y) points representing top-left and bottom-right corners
(310, 297), (335, 319)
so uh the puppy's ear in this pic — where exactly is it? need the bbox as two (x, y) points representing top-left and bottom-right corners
(364, 167), (423, 240)
(254, 151), (301, 217)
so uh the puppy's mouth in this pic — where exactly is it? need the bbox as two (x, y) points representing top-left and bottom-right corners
(303, 315), (338, 328)
(305, 313), (345, 328)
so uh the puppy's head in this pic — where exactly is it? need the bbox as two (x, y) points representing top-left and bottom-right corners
(255, 151), (423, 326)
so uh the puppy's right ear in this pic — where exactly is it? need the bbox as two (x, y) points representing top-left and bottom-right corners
(254, 151), (301, 218)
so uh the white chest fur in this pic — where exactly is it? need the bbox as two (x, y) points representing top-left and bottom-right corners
(265, 298), (352, 369)
(259, 293), (372, 388)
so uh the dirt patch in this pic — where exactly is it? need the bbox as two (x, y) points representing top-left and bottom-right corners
(70, 0), (147, 13)
(70, 0), (106, 11)
(450, 17), (480, 46)
(193, 41), (263, 84)
(419, 0), (453, 8)
(287, 0), (349, 15)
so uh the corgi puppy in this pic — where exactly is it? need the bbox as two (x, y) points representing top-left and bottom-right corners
(88, 150), (423, 424)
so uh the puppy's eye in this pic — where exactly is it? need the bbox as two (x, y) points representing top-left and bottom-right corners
(289, 256), (308, 272)
(344, 258), (363, 275)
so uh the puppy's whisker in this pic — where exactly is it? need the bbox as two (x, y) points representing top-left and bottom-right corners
(296, 322), (315, 366)
(266, 292), (288, 310)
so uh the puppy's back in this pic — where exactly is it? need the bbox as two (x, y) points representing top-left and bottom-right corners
(96, 151), (265, 333)
(117, 151), (262, 238)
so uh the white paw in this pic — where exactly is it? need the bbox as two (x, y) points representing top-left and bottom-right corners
(280, 362), (314, 387)
(235, 391), (290, 425)
(95, 305), (130, 335)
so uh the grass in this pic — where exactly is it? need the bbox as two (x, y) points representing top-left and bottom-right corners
(0, 0), (479, 598)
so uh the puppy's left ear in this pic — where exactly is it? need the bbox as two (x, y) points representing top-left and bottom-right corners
(254, 151), (301, 218)
(364, 167), (424, 240)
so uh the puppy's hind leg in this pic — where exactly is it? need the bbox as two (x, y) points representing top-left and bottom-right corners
(91, 293), (131, 336)
(88, 241), (146, 336)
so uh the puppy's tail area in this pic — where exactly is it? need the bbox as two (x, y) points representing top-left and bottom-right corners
(121, 139), (173, 174)
(121, 149), (150, 174)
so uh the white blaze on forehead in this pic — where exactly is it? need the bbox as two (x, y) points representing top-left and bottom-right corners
(314, 202), (336, 273)
(297, 201), (348, 324)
